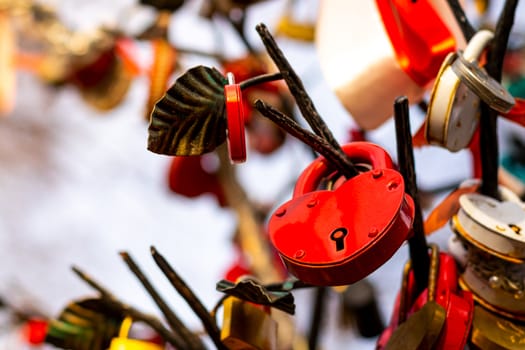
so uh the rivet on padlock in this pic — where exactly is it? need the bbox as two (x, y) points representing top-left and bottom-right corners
(269, 142), (415, 286)
(426, 30), (515, 152)
(224, 72), (247, 164)
(109, 317), (163, 350)
(220, 296), (277, 350)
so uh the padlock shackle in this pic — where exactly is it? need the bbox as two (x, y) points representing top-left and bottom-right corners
(119, 317), (133, 338)
(462, 30), (493, 62)
(293, 142), (394, 197)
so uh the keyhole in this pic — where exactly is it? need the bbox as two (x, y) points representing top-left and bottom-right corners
(330, 228), (348, 251)
(509, 224), (522, 235)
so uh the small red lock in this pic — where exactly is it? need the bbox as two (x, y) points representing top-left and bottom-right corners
(224, 73), (247, 163)
(23, 318), (48, 345)
(167, 155), (226, 207)
(268, 142), (415, 286)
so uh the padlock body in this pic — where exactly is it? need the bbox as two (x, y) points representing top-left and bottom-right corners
(221, 297), (277, 350)
(269, 168), (414, 286)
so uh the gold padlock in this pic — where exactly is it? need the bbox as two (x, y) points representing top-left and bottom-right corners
(109, 317), (163, 350)
(470, 305), (525, 349)
(221, 296), (277, 350)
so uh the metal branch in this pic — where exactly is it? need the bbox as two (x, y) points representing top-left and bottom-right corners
(479, 0), (519, 199)
(446, 0), (476, 41)
(119, 252), (205, 350)
(255, 23), (344, 153)
(150, 246), (227, 350)
(71, 266), (187, 349)
(254, 99), (359, 178)
(308, 287), (327, 350)
(393, 96), (429, 294)
(240, 72), (283, 90)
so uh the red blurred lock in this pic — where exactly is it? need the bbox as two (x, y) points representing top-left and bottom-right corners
(23, 318), (48, 345)
(378, 245), (474, 349)
(268, 142), (415, 286)
(375, 0), (456, 86)
(167, 155), (226, 207)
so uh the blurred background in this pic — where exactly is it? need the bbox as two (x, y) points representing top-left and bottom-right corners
(0, 0), (524, 348)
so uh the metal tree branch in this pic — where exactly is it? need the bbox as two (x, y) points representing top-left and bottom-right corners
(150, 246), (227, 350)
(255, 23), (349, 161)
(479, 0), (519, 199)
(446, 0), (476, 41)
(71, 266), (187, 349)
(254, 99), (359, 178)
(119, 252), (205, 350)
(215, 143), (298, 349)
(240, 72), (283, 90)
(394, 96), (429, 294)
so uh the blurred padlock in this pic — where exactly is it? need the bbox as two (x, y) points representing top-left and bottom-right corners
(109, 317), (163, 350)
(221, 296), (277, 350)
(268, 142), (415, 286)
(316, 1), (463, 129)
(469, 305), (525, 349)
(378, 244), (474, 350)
(426, 30), (515, 152)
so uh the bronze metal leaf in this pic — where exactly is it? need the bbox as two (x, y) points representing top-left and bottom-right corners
(216, 278), (295, 315)
(45, 298), (125, 350)
(148, 65), (228, 156)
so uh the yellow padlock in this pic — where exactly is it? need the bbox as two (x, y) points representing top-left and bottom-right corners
(109, 317), (163, 350)
(221, 296), (277, 350)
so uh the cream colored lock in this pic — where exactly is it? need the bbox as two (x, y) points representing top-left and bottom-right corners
(454, 191), (525, 260)
(451, 185), (525, 319)
(220, 296), (277, 350)
(426, 30), (514, 152)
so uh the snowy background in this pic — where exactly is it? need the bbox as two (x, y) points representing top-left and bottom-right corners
(0, 0), (524, 349)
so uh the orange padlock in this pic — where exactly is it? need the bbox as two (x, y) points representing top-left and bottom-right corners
(268, 142), (415, 286)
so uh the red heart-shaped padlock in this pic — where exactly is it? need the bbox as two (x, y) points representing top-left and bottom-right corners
(268, 142), (415, 286)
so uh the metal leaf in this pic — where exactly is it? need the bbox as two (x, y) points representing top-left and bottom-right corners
(45, 298), (124, 350)
(216, 279), (295, 315)
(148, 65), (228, 156)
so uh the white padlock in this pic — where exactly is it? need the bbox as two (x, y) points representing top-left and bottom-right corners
(425, 30), (514, 152)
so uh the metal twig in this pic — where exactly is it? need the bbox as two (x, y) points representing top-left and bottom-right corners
(446, 0), (476, 41)
(254, 99), (359, 178)
(71, 266), (187, 349)
(393, 96), (429, 295)
(119, 252), (205, 350)
(479, 0), (519, 199)
(240, 72), (283, 90)
(150, 246), (227, 350)
(308, 287), (327, 350)
(255, 23), (344, 153)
